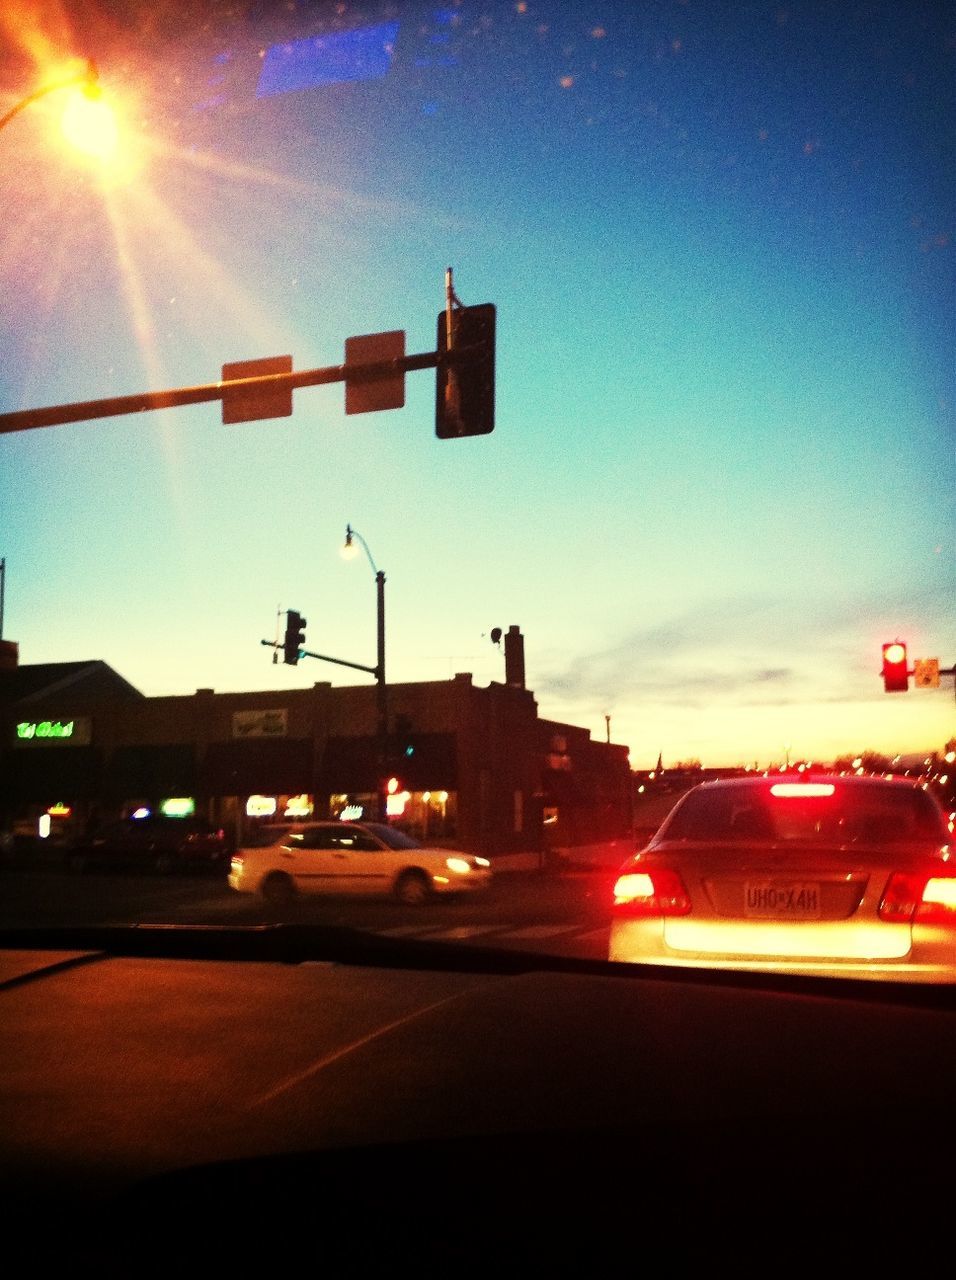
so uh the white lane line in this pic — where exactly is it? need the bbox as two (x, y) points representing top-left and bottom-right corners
(378, 924), (503, 940)
(572, 928), (612, 946)
(502, 924), (576, 939)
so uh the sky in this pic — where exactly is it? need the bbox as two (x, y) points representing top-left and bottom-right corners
(1, 0), (953, 770)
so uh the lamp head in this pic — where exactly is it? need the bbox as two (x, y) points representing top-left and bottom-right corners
(341, 524), (358, 560)
(60, 61), (117, 161)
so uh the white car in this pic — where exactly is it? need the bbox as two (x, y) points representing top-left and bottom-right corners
(228, 820), (492, 905)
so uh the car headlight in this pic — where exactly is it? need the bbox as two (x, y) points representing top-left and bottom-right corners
(445, 856), (472, 874)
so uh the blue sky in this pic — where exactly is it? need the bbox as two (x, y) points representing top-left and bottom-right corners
(1, 0), (953, 768)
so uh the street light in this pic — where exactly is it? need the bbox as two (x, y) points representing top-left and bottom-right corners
(342, 524), (388, 820)
(0, 59), (117, 161)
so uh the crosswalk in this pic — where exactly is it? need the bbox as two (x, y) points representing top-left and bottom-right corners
(375, 920), (611, 956)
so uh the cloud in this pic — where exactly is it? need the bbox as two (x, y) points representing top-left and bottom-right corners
(533, 582), (956, 717)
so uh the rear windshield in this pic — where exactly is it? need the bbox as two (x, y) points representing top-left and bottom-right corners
(662, 783), (949, 845)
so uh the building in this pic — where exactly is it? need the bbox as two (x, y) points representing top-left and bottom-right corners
(0, 629), (633, 864)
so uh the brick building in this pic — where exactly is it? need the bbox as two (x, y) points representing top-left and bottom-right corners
(0, 631), (633, 863)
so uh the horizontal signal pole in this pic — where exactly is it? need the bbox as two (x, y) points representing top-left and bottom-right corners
(0, 350), (445, 436)
(259, 638), (377, 678)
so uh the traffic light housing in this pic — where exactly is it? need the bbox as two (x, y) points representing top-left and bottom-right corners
(283, 610), (307, 665)
(389, 713), (416, 764)
(435, 303), (495, 438)
(881, 641), (908, 693)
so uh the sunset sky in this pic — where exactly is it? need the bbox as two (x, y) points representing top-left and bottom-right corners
(1, 0), (953, 769)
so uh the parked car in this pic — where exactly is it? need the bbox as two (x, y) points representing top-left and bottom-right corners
(66, 816), (232, 875)
(610, 774), (956, 982)
(228, 820), (492, 904)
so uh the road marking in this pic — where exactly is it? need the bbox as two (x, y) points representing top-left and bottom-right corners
(409, 925), (499, 941)
(505, 924), (577, 939)
(572, 928), (613, 947)
(377, 924), (504, 940)
(372, 922), (611, 945)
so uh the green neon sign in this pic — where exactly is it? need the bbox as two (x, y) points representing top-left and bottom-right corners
(16, 720), (75, 740)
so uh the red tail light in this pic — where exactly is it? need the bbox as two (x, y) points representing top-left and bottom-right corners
(879, 871), (956, 924)
(613, 867), (691, 916)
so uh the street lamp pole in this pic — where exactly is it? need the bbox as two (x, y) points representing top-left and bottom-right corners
(344, 525), (388, 820)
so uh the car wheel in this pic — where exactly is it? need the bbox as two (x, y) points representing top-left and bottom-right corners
(65, 850), (88, 874)
(154, 851), (175, 875)
(262, 871), (296, 904)
(395, 869), (432, 905)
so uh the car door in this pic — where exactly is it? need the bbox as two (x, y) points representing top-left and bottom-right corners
(283, 824), (345, 895)
(324, 826), (393, 896)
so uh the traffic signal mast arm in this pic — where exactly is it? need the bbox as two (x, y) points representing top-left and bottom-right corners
(260, 638), (379, 679)
(0, 350), (443, 435)
(0, 268), (494, 437)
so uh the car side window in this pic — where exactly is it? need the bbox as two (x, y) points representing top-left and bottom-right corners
(331, 831), (380, 852)
(297, 827), (339, 850)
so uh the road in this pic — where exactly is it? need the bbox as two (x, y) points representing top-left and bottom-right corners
(0, 858), (618, 961)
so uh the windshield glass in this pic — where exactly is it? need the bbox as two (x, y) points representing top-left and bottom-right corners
(0, 1), (953, 983)
(360, 823), (422, 851)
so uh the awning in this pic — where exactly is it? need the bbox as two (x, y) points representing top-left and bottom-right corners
(104, 744), (196, 799)
(0, 746), (102, 802)
(318, 734), (458, 792)
(202, 739), (315, 795)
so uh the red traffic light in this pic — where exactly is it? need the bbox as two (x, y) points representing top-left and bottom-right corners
(881, 641), (909, 693)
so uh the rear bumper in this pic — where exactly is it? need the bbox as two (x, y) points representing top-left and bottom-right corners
(608, 919), (956, 984)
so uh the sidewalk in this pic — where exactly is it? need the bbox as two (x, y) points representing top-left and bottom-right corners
(491, 841), (631, 875)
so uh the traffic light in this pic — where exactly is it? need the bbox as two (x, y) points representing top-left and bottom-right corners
(435, 303), (495, 438)
(393, 713), (415, 760)
(283, 610), (307, 665)
(384, 774), (409, 817)
(881, 641), (909, 693)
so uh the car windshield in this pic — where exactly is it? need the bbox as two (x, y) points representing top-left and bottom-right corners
(0, 1), (953, 985)
(359, 823), (422, 851)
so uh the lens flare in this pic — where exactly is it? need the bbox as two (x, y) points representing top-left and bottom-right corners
(60, 83), (117, 160)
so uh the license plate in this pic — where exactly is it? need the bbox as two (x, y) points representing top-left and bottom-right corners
(744, 882), (821, 918)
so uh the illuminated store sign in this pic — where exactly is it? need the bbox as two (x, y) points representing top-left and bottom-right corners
(14, 717), (92, 746)
(284, 794), (313, 818)
(160, 798), (196, 818)
(18, 720), (73, 739)
(232, 710), (288, 739)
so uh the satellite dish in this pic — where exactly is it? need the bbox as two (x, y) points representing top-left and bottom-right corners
(490, 627), (502, 645)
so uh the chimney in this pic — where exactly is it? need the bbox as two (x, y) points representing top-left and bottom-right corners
(504, 625), (525, 689)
